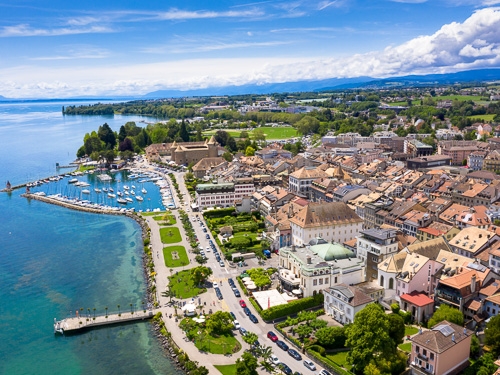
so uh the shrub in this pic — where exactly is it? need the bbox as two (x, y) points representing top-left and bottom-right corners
(391, 303), (400, 314)
(259, 294), (324, 321)
(309, 345), (326, 356)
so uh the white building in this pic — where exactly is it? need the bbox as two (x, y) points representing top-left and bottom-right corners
(289, 202), (363, 247)
(278, 242), (365, 298)
(288, 167), (329, 198)
(195, 181), (255, 209)
(324, 284), (374, 325)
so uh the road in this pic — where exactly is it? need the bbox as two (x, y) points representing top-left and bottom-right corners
(134, 162), (328, 375)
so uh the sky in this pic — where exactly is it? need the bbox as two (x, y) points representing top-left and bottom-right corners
(1, 0), (500, 98)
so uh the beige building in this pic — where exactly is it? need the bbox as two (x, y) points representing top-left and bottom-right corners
(289, 202), (363, 247)
(145, 136), (218, 165)
(410, 321), (472, 375)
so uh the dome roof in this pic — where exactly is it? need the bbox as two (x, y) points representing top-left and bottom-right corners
(310, 243), (354, 261)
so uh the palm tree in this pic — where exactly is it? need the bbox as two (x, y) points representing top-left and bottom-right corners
(161, 287), (175, 303)
(130, 303), (133, 314)
(117, 304), (121, 316)
(105, 306), (108, 318)
(259, 345), (273, 362)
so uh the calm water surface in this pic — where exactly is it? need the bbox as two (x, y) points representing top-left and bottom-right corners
(0, 101), (176, 375)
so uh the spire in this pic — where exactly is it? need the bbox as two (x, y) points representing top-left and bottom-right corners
(171, 140), (177, 149)
(208, 135), (216, 145)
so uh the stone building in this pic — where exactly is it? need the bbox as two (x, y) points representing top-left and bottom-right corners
(145, 136), (218, 165)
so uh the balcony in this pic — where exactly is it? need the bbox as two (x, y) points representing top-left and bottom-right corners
(278, 269), (300, 286)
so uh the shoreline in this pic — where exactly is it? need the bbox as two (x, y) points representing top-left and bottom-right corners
(22, 192), (190, 373)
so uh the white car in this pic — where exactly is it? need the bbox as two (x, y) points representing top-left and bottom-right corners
(213, 282), (218, 288)
(271, 355), (280, 365)
(233, 320), (241, 329)
(206, 246), (211, 252)
(303, 359), (316, 371)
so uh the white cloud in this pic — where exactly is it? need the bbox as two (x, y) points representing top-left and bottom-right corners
(4, 7), (500, 98)
(0, 24), (114, 37)
(389, 0), (428, 3)
(155, 8), (264, 20)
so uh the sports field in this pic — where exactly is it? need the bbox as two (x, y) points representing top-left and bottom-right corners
(203, 126), (298, 140)
(468, 114), (496, 122)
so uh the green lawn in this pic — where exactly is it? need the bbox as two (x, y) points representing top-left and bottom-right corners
(160, 227), (182, 244)
(168, 269), (205, 299)
(326, 351), (352, 371)
(152, 213), (177, 225)
(194, 332), (241, 354)
(163, 245), (189, 267)
(405, 326), (419, 336)
(468, 114), (496, 122)
(203, 126), (298, 140)
(398, 342), (412, 352)
(215, 364), (237, 375)
(142, 211), (166, 216)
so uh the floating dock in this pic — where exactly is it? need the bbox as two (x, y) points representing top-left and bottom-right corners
(54, 310), (156, 334)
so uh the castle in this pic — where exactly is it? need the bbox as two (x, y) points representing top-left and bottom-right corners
(145, 136), (219, 165)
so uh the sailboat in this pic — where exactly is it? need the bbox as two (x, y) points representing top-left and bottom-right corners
(117, 197), (127, 204)
(135, 195), (143, 201)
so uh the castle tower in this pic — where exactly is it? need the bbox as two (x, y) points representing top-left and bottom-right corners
(174, 145), (185, 165)
(207, 135), (217, 157)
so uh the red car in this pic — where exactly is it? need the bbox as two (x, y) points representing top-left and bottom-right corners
(239, 299), (247, 308)
(267, 331), (278, 342)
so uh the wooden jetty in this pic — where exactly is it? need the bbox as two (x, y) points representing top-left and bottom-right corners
(54, 310), (156, 334)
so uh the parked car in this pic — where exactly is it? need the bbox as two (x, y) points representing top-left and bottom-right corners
(288, 348), (302, 360)
(228, 278), (235, 287)
(267, 331), (279, 342)
(239, 299), (247, 308)
(303, 360), (316, 371)
(205, 234), (210, 239)
(213, 282), (218, 288)
(239, 327), (247, 336)
(229, 312), (236, 320)
(318, 370), (331, 375)
(279, 363), (292, 375)
(233, 320), (240, 329)
(243, 307), (251, 316)
(271, 355), (280, 365)
(249, 314), (258, 323)
(219, 260), (225, 267)
(233, 288), (241, 298)
(276, 340), (289, 351)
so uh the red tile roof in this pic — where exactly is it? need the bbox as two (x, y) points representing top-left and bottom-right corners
(400, 291), (434, 307)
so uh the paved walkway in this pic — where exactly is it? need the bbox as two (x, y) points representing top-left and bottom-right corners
(144, 173), (244, 374)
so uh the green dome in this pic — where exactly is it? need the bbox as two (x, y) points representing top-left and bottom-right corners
(310, 243), (354, 261)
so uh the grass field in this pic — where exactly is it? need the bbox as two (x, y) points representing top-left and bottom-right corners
(160, 227), (182, 244)
(215, 364), (237, 375)
(163, 245), (189, 267)
(468, 114), (496, 122)
(153, 213), (177, 225)
(326, 351), (352, 371)
(203, 126), (298, 140)
(405, 326), (419, 336)
(168, 269), (205, 299)
(398, 342), (412, 352)
(194, 332), (241, 354)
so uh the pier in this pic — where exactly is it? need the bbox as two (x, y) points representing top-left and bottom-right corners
(54, 309), (156, 334)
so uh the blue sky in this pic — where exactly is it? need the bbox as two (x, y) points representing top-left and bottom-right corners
(1, 0), (500, 98)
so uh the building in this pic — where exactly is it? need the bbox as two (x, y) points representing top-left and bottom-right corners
(406, 155), (452, 170)
(400, 291), (435, 324)
(356, 228), (398, 282)
(289, 202), (364, 247)
(410, 321), (472, 375)
(288, 167), (329, 198)
(467, 150), (488, 171)
(404, 139), (433, 157)
(145, 136), (219, 165)
(195, 179), (255, 209)
(191, 157), (227, 178)
(448, 226), (499, 258)
(324, 284), (374, 325)
(278, 242), (365, 297)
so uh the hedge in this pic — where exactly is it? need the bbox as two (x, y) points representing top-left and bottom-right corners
(306, 348), (352, 375)
(260, 293), (324, 321)
(203, 208), (235, 218)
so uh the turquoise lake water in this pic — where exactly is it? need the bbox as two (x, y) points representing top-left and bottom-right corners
(0, 101), (176, 375)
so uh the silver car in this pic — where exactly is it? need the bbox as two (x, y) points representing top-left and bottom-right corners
(303, 359), (316, 371)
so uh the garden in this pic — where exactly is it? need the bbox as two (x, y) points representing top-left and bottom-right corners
(168, 268), (209, 299)
(153, 212), (177, 226)
(180, 311), (242, 355)
(203, 208), (268, 258)
(163, 245), (189, 267)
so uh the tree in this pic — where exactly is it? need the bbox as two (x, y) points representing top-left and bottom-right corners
(190, 266), (213, 286)
(245, 146), (256, 156)
(258, 345), (273, 362)
(427, 304), (464, 328)
(346, 304), (395, 374)
(315, 326), (346, 348)
(470, 334), (480, 358)
(242, 332), (259, 346)
(295, 116), (320, 135)
(98, 123), (116, 149)
(240, 130), (249, 138)
(236, 351), (258, 375)
(118, 137), (134, 152)
(252, 129), (266, 142)
(222, 151), (233, 162)
(118, 125), (127, 142)
(205, 311), (233, 336)
(179, 120), (190, 142)
(387, 313), (405, 345)
(161, 286), (175, 302)
(295, 323), (313, 340)
(485, 314), (500, 356)
(195, 255), (207, 265)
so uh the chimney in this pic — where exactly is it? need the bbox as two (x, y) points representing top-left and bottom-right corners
(471, 274), (477, 293)
(306, 255), (312, 264)
(451, 333), (455, 343)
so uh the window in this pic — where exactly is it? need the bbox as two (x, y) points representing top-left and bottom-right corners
(416, 346), (420, 353)
(430, 353), (434, 361)
(319, 279), (323, 285)
(313, 279), (317, 286)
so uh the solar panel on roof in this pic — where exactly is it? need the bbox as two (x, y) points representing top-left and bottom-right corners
(434, 324), (454, 337)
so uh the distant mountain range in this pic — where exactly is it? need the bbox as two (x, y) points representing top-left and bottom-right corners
(2, 68), (500, 101)
(144, 68), (500, 98)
